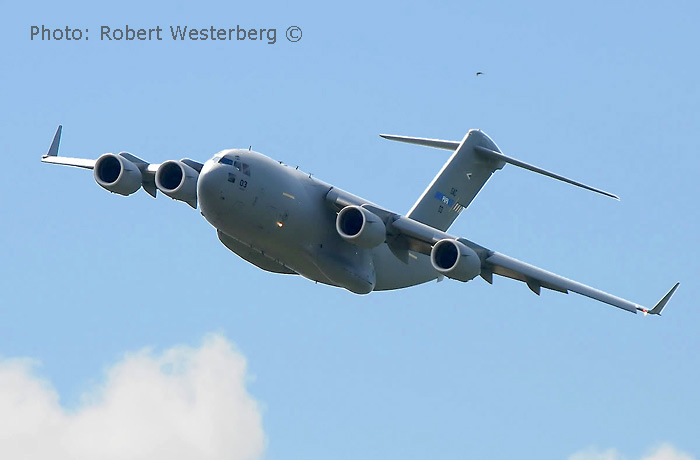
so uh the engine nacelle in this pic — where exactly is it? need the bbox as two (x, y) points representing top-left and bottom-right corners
(155, 160), (199, 208)
(93, 153), (143, 196)
(336, 205), (386, 248)
(430, 239), (481, 282)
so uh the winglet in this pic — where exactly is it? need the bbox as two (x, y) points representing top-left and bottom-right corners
(641, 282), (680, 316)
(45, 125), (62, 158)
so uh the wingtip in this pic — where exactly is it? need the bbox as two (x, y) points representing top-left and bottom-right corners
(45, 125), (62, 157)
(600, 190), (620, 200)
(645, 282), (680, 316)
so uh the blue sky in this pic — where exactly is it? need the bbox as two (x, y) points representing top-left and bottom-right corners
(1, 1), (698, 459)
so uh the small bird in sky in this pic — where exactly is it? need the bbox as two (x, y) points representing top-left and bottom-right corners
(476, 72), (484, 76)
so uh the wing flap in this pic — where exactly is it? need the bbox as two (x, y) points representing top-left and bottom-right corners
(486, 258), (568, 293)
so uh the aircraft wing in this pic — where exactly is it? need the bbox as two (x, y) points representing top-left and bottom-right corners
(39, 126), (95, 168)
(384, 215), (678, 315)
(41, 125), (202, 200)
(480, 251), (678, 315)
(325, 187), (678, 315)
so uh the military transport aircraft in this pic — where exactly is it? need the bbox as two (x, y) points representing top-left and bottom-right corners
(41, 126), (679, 315)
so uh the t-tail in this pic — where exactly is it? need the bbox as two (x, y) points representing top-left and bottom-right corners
(381, 130), (618, 232)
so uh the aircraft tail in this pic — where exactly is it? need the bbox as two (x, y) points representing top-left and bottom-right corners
(381, 130), (505, 231)
(381, 130), (618, 231)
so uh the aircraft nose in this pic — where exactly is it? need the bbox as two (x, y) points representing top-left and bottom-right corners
(197, 160), (226, 222)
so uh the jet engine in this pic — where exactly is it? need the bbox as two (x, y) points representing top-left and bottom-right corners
(155, 160), (199, 208)
(93, 153), (143, 196)
(430, 239), (481, 282)
(336, 205), (386, 248)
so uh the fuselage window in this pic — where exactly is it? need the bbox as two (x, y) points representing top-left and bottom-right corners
(219, 157), (234, 166)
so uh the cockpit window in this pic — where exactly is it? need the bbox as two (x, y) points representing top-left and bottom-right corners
(219, 156), (250, 176)
(234, 160), (251, 176)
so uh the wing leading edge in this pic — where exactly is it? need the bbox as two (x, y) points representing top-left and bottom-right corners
(482, 251), (678, 315)
(325, 187), (678, 316)
(40, 125), (203, 200)
(381, 213), (679, 316)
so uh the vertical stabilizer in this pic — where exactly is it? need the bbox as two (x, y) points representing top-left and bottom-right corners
(382, 130), (504, 231)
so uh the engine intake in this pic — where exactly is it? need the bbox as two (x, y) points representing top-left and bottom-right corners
(336, 205), (386, 248)
(155, 160), (199, 208)
(430, 239), (481, 282)
(94, 153), (143, 196)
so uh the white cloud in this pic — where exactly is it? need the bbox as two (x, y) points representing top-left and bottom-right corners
(569, 444), (696, 460)
(569, 448), (622, 460)
(641, 445), (697, 460)
(0, 334), (265, 460)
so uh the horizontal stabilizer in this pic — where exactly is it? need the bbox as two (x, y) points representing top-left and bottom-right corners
(379, 134), (460, 151)
(381, 132), (618, 200)
(474, 146), (619, 200)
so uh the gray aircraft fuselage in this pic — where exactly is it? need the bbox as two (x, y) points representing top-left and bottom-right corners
(41, 125), (679, 315)
(198, 150), (437, 294)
